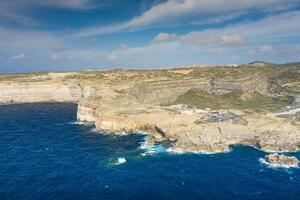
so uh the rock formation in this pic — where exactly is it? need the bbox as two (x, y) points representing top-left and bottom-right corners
(264, 153), (299, 167)
(0, 63), (300, 153)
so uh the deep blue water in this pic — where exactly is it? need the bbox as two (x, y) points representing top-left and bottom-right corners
(0, 103), (300, 200)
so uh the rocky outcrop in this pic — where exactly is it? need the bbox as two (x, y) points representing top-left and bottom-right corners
(264, 153), (299, 167)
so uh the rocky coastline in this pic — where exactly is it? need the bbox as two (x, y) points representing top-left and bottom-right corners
(1, 63), (300, 154)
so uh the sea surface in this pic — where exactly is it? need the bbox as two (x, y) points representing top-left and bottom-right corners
(0, 103), (300, 200)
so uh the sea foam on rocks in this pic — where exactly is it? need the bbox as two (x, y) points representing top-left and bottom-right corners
(260, 153), (299, 169)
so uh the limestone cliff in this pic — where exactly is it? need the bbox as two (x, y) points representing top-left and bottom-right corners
(0, 63), (299, 153)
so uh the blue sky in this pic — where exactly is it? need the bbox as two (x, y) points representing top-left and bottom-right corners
(0, 0), (300, 72)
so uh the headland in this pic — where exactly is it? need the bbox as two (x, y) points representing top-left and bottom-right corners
(1, 62), (299, 153)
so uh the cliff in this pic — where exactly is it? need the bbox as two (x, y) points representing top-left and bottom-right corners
(0, 63), (300, 153)
(0, 72), (94, 104)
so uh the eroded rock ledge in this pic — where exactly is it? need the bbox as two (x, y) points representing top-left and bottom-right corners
(1, 64), (300, 153)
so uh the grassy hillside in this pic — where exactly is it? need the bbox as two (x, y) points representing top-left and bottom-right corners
(174, 89), (293, 111)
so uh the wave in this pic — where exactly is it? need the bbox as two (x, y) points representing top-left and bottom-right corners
(261, 149), (300, 153)
(139, 136), (151, 150)
(90, 129), (149, 136)
(115, 157), (126, 165)
(139, 136), (167, 156)
(90, 128), (111, 135)
(259, 158), (299, 169)
(135, 131), (149, 135)
(139, 136), (232, 156)
(166, 147), (232, 155)
(114, 132), (128, 136)
(166, 148), (184, 154)
(90, 128), (100, 133)
(69, 121), (93, 125)
(140, 144), (166, 156)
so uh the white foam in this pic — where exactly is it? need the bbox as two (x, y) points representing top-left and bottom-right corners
(140, 151), (158, 156)
(167, 147), (231, 155)
(90, 128), (99, 133)
(262, 149), (300, 153)
(115, 158), (126, 165)
(143, 145), (166, 155)
(90, 128), (109, 135)
(166, 148), (184, 154)
(135, 131), (149, 135)
(139, 136), (151, 149)
(139, 136), (167, 156)
(114, 132), (128, 136)
(140, 153), (147, 157)
(69, 121), (86, 125)
(259, 158), (299, 169)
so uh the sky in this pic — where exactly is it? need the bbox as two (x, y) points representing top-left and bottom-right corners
(0, 0), (300, 73)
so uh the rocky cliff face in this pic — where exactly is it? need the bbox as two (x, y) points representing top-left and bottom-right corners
(77, 101), (97, 123)
(0, 72), (97, 105)
(0, 82), (81, 104)
(0, 64), (299, 153)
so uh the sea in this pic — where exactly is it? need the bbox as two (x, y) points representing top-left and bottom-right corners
(0, 103), (299, 200)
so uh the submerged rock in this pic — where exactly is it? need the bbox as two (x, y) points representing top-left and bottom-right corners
(264, 153), (299, 167)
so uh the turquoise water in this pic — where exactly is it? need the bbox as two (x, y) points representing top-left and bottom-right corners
(0, 103), (300, 200)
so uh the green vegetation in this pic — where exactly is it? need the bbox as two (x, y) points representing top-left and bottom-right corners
(174, 89), (293, 111)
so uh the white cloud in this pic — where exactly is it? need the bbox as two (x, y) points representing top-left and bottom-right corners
(152, 11), (300, 47)
(0, 27), (64, 53)
(179, 33), (245, 46)
(259, 45), (273, 54)
(39, 0), (94, 10)
(107, 53), (117, 61)
(191, 12), (246, 25)
(1, 10), (299, 72)
(73, 0), (299, 37)
(0, 0), (95, 26)
(154, 32), (246, 47)
(246, 44), (300, 57)
(10, 54), (25, 60)
(0, 25), (110, 70)
(0, 12), (39, 26)
(153, 33), (177, 43)
(208, 47), (228, 54)
(119, 43), (128, 49)
(277, 44), (300, 55)
(99, 11), (300, 66)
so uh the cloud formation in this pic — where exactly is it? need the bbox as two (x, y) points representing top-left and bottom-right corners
(153, 11), (300, 46)
(0, 0), (95, 26)
(153, 33), (177, 43)
(74, 0), (300, 37)
(10, 54), (25, 60)
(0, 0), (299, 72)
(95, 11), (300, 66)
